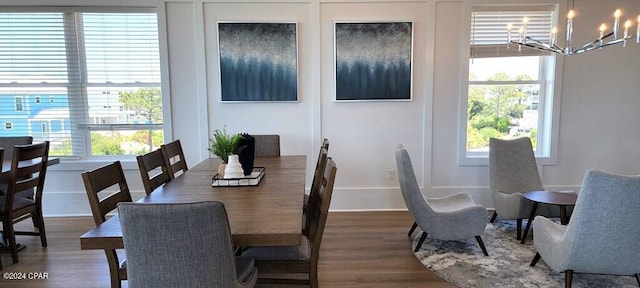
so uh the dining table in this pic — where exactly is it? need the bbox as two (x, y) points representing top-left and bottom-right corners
(80, 155), (307, 250)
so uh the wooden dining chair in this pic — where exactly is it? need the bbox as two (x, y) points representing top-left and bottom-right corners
(0, 141), (50, 264)
(303, 146), (329, 235)
(160, 139), (188, 179)
(241, 158), (337, 288)
(252, 134), (281, 157)
(81, 161), (132, 288)
(136, 149), (172, 195)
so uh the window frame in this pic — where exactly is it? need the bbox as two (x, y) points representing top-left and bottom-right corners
(458, 1), (565, 166)
(0, 6), (171, 161)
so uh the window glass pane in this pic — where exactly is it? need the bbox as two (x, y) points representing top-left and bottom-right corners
(467, 83), (540, 152)
(469, 56), (539, 81)
(91, 130), (163, 156)
(86, 87), (162, 125)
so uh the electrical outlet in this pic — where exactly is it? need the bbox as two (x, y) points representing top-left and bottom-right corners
(387, 169), (397, 181)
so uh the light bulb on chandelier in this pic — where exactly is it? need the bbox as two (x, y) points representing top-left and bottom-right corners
(507, 7), (640, 55)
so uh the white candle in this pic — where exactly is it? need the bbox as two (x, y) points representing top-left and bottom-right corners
(519, 26), (524, 42)
(507, 23), (512, 47)
(566, 10), (574, 51)
(551, 27), (558, 46)
(624, 20), (632, 38)
(614, 9), (621, 39)
(599, 23), (607, 39)
(522, 17), (529, 42)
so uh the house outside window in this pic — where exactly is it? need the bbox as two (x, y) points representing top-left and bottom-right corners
(0, 10), (164, 158)
(460, 5), (560, 164)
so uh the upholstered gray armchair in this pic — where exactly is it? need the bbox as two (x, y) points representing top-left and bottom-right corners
(489, 137), (562, 239)
(118, 201), (257, 288)
(530, 170), (640, 287)
(396, 145), (488, 255)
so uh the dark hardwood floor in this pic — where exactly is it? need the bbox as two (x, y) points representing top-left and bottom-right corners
(0, 211), (453, 288)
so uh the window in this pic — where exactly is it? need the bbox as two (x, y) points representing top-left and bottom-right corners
(15, 96), (24, 111)
(4, 122), (12, 130)
(462, 5), (558, 162)
(0, 10), (163, 158)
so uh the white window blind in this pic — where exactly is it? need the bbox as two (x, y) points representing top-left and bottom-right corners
(0, 10), (163, 158)
(471, 6), (555, 58)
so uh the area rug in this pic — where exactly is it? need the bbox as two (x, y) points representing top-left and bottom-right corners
(412, 220), (638, 288)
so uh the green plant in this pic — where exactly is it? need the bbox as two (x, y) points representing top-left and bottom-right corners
(208, 127), (242, 163)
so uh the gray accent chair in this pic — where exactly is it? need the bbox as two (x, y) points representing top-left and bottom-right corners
(117, 201), (257, 288)
(489, 137), (562, 240)
(396, 145), (488, 255)
(252, 134), (280, 157)
(530, 170), (640, 287)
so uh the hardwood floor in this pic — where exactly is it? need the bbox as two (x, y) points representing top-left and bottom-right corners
(0, 211), (453, 288)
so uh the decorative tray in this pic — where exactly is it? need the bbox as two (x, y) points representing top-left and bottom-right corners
(212, 167), (265, 187)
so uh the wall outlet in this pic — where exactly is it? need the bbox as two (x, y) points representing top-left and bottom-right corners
(387, 169), (397, 181)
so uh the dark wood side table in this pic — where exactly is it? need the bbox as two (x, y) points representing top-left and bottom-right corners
(520, 190), (578, 244)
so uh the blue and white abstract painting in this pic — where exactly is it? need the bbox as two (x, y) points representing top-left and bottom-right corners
(218, 23), (298, 102)
(335, 22), (412, 101)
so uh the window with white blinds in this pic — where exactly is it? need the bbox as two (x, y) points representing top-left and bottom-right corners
(0, 9), (163, 158)
(470, 6), (555, 58)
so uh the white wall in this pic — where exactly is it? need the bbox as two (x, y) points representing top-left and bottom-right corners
(10, 0), (637, 215)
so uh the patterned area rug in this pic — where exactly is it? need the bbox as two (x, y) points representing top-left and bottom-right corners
(412, 220), (638, 288)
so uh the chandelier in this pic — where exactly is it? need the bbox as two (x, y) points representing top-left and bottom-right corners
(508, 7), (640, 55)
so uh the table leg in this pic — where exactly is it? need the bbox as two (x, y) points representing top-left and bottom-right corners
(521, 202), (538, 244)
(559, 206), (568, 225)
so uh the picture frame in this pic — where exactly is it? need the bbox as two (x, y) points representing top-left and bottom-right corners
(334, 21), (413, 101)
(217, 22), (298, 102)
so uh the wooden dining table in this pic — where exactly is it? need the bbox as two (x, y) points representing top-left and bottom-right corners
(80, 155), (307, 250)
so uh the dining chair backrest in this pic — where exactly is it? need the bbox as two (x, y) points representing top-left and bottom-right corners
(160, 139), (188, 179)
(2, 141), (50, 264)
(307, 157), (337, 262)
(304, 146), (329, 235)
(0, 136), (33, 161)
(82, 161), (133, 225)
(253, 134), (280, 157)
(137, 149), (172, 195)
(321, 138), (329, 150)
(5, 141), (50, 210)
(81, 161), (132, 288)
(117, 201), (257, 288)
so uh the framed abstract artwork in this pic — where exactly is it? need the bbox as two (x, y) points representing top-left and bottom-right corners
(217, 22), (298, 102)
(334, 21), (413, 101)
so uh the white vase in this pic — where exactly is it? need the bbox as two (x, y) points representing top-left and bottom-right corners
(224, 154), (244, 179)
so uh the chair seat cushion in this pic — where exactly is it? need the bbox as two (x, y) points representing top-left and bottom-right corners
(0, 196), (35, 212)
(241, 236), (311, 261)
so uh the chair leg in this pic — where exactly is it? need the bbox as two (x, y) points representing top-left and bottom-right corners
(414, 232), (428, 252)
(34, 212), (47, 247)
(408, 222), (417, 238)
(516, 219), (523, 240)
(475, 236), (489, 256)
(489, 211), (498, 223)
(565, 270), (573, 288)
(530, 252), (541, 267)
(4, 220), (19, 263)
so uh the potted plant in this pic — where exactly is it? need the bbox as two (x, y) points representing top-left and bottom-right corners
(209, 127), (242, 176)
